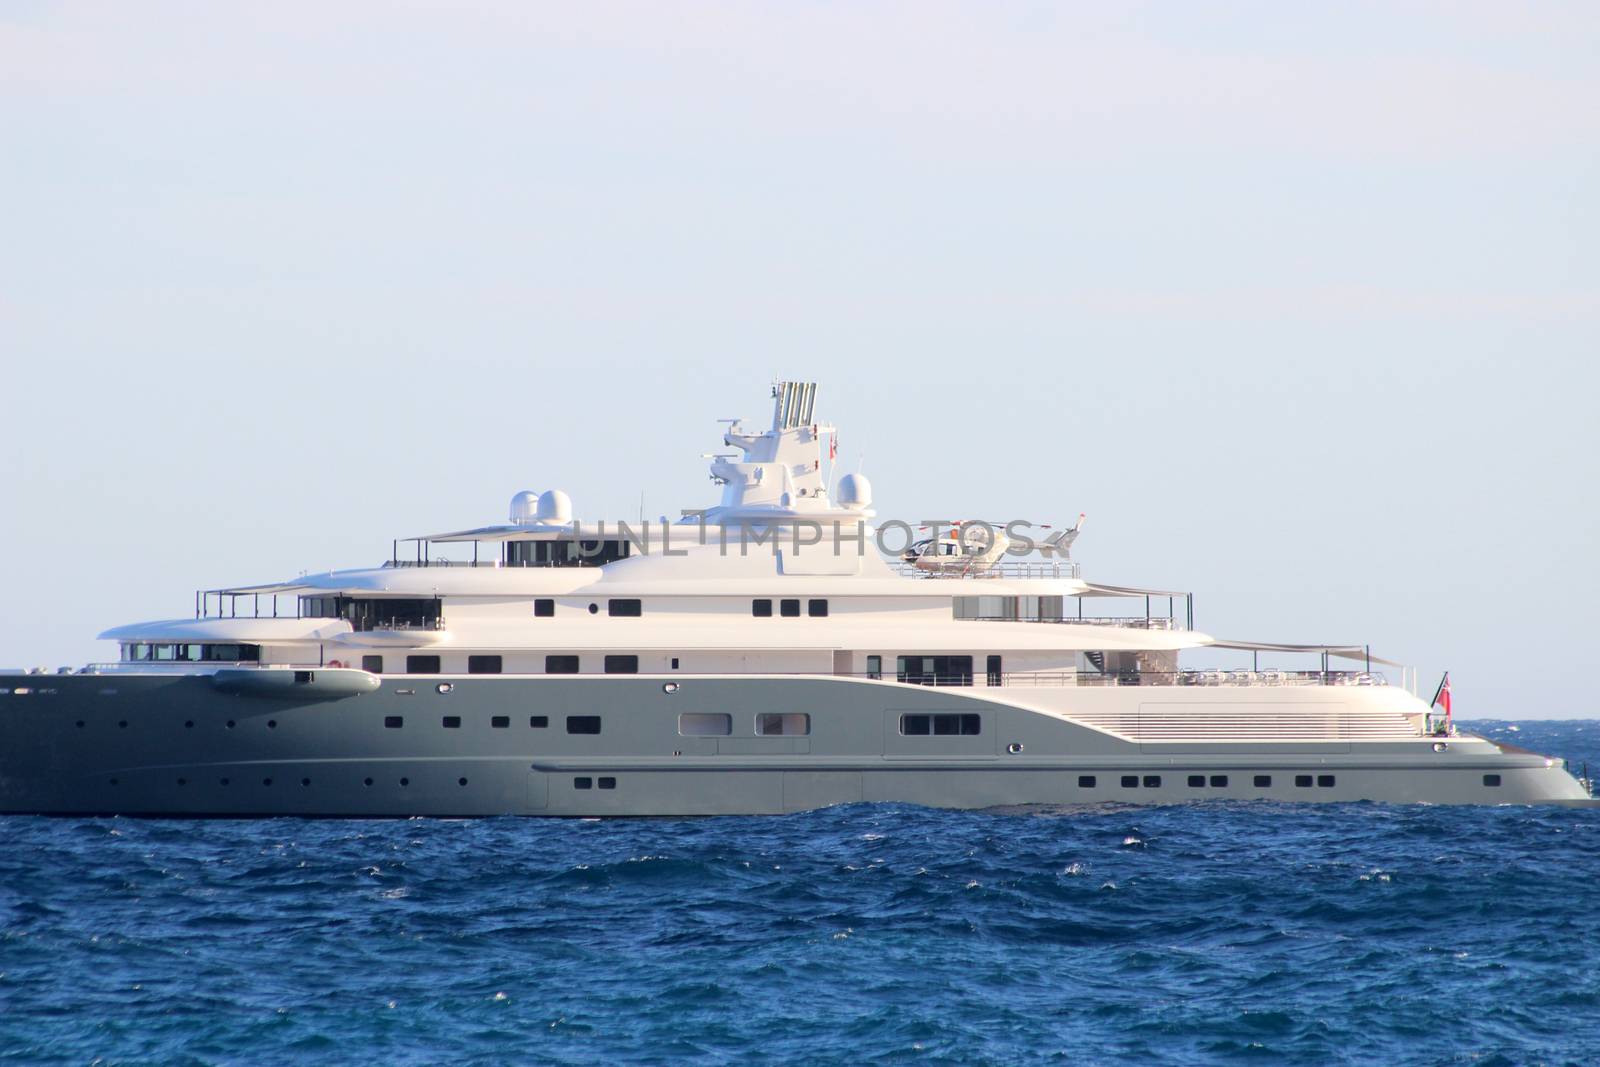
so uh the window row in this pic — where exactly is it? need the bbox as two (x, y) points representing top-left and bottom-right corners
(371, 654), (642, 675)
(573, 776), (618, 790)
(382, 714), (594, 732)
(123, 643), (260, 663)
(678, 712), (810, 737)
(751, 599), (828, 618)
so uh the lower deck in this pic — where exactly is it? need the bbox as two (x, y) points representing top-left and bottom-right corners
(0, 672), (1590, 815)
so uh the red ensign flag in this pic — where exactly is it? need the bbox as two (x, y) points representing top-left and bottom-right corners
(1431, 673), (1452, 717)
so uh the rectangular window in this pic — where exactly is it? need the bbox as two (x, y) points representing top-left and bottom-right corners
(406, 655), (441, 674)
(608, 599), (642, 617)
(671, 657), (680, 669)
(807, 599), (828, 617)
(1121, 775), (1139, 788)
(546, 655), (579, 674)
(491, 716), (510, 728)
(1078, 775), (1096, 788)
(986, 655), (1002, 687)
(155, 644), (175, 661)
(756, 712), (810, 736)
(574, 777), (592, 789)
(1483, 774), (1502, 787)
(752, 599), (773, 617)
(468, 655), (502, 675)
(598, 777), (616, 790)
(780, 599), (801, 617)
(898, 713), (980, 736)
(1317, 774), (1335, 788)
(866, 655), (882, 680)
(362, 655), (383, 674)
(384, 716), (403, 729)
(896, 656), (974, 687)
(1143, 775), (1161, 788)
(1188, 775), (1206, 788)
(442, 716), (461, 729)
(603, 655), (638, 674)
(529, 715), (548, 728)
(534, 599), (555, 617)
(1210, 775), (1228, 788)
(1295, 775), (1313, 788)
(1254, 775), (1272, 788)
(567, 715), (601, 735)
(679, 713), (732, 736)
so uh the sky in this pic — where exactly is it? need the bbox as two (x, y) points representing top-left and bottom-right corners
(1, 2), (1596, 716)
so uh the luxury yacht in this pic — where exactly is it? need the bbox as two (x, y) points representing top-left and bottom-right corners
(1, 382), (1591, 815)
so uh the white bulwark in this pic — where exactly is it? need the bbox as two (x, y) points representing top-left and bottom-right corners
(1, 382), (1592, 815)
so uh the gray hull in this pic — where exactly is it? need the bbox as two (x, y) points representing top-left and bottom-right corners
(0, 673), (1591, 815)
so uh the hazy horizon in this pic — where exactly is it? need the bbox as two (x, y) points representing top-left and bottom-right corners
(2, 3), (1595, 718)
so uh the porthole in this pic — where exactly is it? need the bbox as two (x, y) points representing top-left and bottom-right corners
(437, 683), (454, 695)
(220, 777), (230, 786)
(1483, 774), (1502, 787)
(598, 777), (616, 790)
(226, 720), (236, 729)
(118, 720), (128, 728)
(400, 777), (410, 786)
(1007, 742), (1024, 754)
(1432, 742), (1448, 752)
(363, 777), (374, 787)
(458, 777), (468, 786)
(1078, 775), (1096, 788)
(75, 720), (85, 728)
(184, 720), (194, 729)
(1188, 775), (1205, 788)
(109, 778), (118, 785)
(1121, 775), (1138, 788)
(1143, 775), (1161, 788)
(588, 603), (599, 615)
(267, 720), (277, 729)
(301, 777), (311, 787)
(262, 778), (273, 786)
(177, 778), (187, 786)
(663, 682), (680, 694)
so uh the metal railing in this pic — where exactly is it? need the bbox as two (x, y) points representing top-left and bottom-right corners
(964, 615), (1180, 630)
(891, 559), (1081, 580)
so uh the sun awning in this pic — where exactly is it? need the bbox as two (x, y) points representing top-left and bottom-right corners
(1076, 582), (1191, 599)
(1208, 640), (1406, 668)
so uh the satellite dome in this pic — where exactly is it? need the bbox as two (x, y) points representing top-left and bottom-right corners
(536, 489), (573, 523)
(836, 472), (873, 509)
(509, 490), (541, 525)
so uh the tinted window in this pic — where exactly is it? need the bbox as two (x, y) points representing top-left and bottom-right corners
(546, 655), (579, 674)
(1188, 775), (1205, 788)
(1317, 774), (1335, 788)
(808, 599), (828, 617)
(567, 715), (601, 735)
(1483, 774), (1502, 787)
(866, 655), (882, 680)
(406, 655), (441, 674)
(780, 599), (801, 617)
(896, 656), (975, 687)
(468, 655), (502, 674)
(898, 713), (980, 736)
(603, 655), (638, 674)
(752, 599), (773, 617)
(1121, 775), (1138, 788)
(534, 599), (555, 617)
(598, 777), (616, 790)
(679, 713), (732, 736)
(491, 716), (510, 728)
(442, 716), (461, 729)
(608, 599), (642, 617)
(756, 713), (810, 736)
(1210, 775), (1228, 788)
(1295, 775), (1313, 787)
(361, 655), (383, 673)
(1078, 775), (1096, 788)
(1143, 775), (1161, 788)
(574, 776), (592, 789)
(384, 716), (403, 729)
(1254, 775), (1272, 787)
(529, 715), (548, 728)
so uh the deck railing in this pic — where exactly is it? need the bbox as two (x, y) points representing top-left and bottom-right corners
(890, 559), (1081, 580)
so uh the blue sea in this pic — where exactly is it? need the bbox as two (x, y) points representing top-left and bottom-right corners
(3, 720), (1599, 1066)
